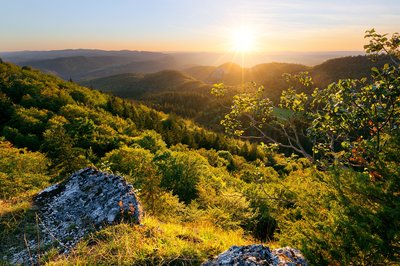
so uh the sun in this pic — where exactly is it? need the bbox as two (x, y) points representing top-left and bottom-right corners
(232, 28), (256, 53)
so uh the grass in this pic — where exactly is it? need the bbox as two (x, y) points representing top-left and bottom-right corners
(45, 216), (252, 265)
(0, 191), (39, 261)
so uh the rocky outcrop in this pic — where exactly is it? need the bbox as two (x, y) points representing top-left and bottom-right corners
(202, 245), (308, 266)
(11, 167), (143, 265)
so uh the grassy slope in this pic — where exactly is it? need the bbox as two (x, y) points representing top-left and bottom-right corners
(46, 217), (251, 265)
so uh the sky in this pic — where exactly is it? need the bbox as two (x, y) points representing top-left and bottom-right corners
(1, 0), (399, 52)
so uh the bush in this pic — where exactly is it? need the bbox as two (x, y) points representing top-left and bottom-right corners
(155, 150), (209, 204)
(0, 141), (50, 199)
(275, 162), (400, 265)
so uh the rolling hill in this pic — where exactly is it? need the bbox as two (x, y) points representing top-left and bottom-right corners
(1, 49), (366, 82)
(309, 54), (393, 87)
(19, 55), (136, 80)
(0, 49), (172, 81)
(0, 49), (166, 63)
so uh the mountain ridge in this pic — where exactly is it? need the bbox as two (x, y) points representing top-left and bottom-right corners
(1, 49), (365, 81)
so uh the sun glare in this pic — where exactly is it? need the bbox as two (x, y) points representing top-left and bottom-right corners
(232, 28), (256, 53)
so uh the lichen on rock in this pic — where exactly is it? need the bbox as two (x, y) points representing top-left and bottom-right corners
(202, 244), (308, 266)
(10, 167), (143, 265)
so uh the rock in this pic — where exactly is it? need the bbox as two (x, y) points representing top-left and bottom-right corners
(10, 167), (143, 265)
(202, 244), (307, 266)
(272, 247), (308, 265)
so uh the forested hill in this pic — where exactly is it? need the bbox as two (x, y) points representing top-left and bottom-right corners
(82, 69), (228, 130)
(310, 54), (393, 87)
(0, 52), (399, 265)
(0, 61), (262, 169)
(83, 70), (208, 99)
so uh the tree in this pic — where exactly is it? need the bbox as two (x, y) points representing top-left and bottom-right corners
(42, 115), (90, 176)
(0, 93), (13, 124)
(364, 28), (400, 66)
(213, 29), (400, 169)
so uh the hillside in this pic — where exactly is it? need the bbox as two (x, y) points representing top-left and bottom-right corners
(310, 54), (393, 87)
(83, 70), (207, 98)
(0, 62), (260, 161)
(82, 70), (226, 130)
(21, 55), (136, 80)
(0, 52), (399, 265)
(0, 59), (306, 264)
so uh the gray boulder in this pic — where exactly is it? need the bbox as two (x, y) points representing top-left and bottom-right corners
(11, 167), (143, 265)
(202, 244), (307, 266)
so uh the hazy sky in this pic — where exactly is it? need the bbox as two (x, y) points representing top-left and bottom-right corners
(1, 0), (399, 52)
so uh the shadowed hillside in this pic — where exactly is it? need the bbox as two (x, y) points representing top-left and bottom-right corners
(83, 70), (208, 98)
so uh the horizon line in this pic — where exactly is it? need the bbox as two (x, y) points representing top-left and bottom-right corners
(0, 48), (365, 54)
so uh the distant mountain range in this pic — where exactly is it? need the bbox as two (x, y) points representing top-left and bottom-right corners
(0, 49), (365, 81)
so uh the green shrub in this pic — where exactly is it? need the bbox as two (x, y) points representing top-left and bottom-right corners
(0, 141), (50, 199)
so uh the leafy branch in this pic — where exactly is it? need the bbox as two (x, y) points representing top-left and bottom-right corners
(212, 29), (400, 169)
